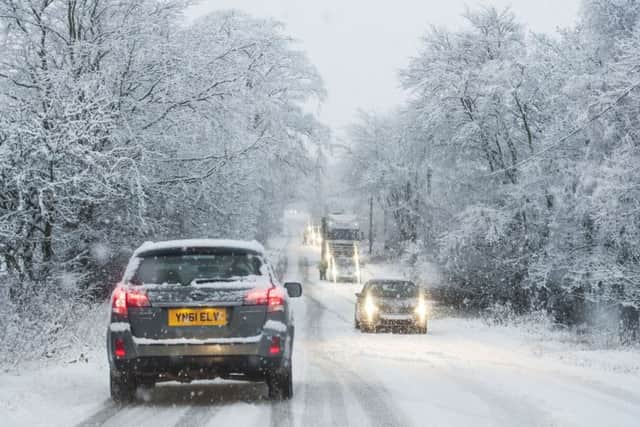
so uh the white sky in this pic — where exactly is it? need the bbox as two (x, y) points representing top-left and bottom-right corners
(185, 0), (582, 136)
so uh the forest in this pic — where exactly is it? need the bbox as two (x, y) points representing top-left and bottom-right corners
(345, 1), (640, 333)
(0, 1), (326, 290)
(0, 0), (326, 363)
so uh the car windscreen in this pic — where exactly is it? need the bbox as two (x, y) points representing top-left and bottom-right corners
(131, 250), (263, 285)
(368, 282), (417, 298)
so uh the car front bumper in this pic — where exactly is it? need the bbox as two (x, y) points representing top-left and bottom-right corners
(362, 313), (426, 328)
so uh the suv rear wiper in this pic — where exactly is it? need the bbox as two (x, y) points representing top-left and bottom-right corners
(191, 277), (238, 285)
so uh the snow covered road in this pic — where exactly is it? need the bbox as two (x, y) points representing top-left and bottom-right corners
(3, 222), (640, 426)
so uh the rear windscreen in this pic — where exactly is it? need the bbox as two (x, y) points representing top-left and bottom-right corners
(368, 282), (417, 298)
(131, 251), (263, 285)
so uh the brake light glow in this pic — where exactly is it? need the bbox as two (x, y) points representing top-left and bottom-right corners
(112, 287), (127, 317)
(244, 288), (269, 305)
(269, 336), (281, 355)
(267, 287), (285, 312)
(244, 287), (285, 312)
(114, 338), (126, 358)
(111, 285), (150, 317)
(126, 289), (150, 307)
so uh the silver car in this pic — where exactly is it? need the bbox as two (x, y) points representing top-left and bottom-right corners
(355, 279), (428, 334)
(107, 239), (302, 402)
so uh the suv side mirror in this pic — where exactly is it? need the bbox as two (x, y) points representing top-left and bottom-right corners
(284, 282), (302, 298)
(355, 292), (361, 298)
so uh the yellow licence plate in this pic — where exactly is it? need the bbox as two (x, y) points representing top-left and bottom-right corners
(168, 308), (227, 327)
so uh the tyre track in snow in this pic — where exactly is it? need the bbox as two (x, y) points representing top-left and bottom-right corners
(318, 354), (410, 427)
(154, 365), (268, 426)
(301, 252), (551, 427)
(75, 383), (268, 427)
(440, 369), (556, 427)
(304, 280), (555, 427)
(301, 255), (410, 427)
(74, 401), (121, 427)
(304, 288), (352, 324)
(324, 369), (349, 427)
(298, 296), (349, 427)
(270, 399), (293, 427)
(76, 400), (186, 427)
(170, 399), (223, 427)
(295, 254), (350, 427)
(355, 339), (640, 417)
(294, 247), (334, 427)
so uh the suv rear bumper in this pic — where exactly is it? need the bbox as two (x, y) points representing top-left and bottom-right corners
(107, 324), (291, 382)
(111, 355), (284, 382)
(132, 337), (262, 357)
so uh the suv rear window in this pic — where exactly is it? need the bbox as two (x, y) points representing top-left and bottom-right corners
(131, 250), (263, 286)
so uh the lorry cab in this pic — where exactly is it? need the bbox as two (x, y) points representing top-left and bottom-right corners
(320, 212), (362, 283)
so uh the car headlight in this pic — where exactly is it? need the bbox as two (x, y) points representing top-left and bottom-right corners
(415, 299), (427, 319)
(364, 296), (378, 319)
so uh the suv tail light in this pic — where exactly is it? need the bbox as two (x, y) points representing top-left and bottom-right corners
(111, 285), (150, 318)
(269, 336), (281, 355)
(244, 286), (285, 312)
(114, 338), (126, 358)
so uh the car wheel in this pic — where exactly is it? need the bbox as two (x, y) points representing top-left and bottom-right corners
(110, 369), (137, 403)
(267, 363), (293, 400)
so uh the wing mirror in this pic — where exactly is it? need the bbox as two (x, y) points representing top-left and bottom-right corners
(284, 282), (303, 298)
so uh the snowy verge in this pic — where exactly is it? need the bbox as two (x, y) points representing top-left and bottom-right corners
(0, 300), (109, 427)
(0, 292), (109, 371)
(301, 241), (640, 378)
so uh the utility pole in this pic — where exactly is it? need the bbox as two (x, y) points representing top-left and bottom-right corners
(368, 196), (373, 254)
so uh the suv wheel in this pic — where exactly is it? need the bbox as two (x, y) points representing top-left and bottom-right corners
(110, 369), (137, 403)
(267, 363), (293, 400)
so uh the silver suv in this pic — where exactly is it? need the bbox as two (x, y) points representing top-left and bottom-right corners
(107, 239), (302, 402)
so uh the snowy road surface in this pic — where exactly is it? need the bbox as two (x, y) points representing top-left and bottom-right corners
(2, 219), (640, 426)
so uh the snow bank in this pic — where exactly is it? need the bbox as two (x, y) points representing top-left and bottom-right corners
(0, 290), (108, 370)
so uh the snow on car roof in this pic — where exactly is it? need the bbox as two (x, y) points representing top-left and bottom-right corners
(367, 278), (413, 284)
(133, 239), (265, 257)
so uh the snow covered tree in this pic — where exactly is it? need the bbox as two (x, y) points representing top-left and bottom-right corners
(0, 2), (326, 296)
